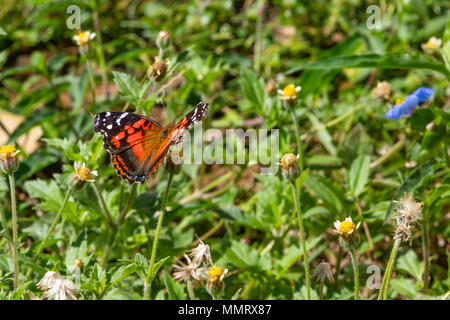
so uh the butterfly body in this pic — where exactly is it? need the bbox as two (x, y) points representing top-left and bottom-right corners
(94, 102), (209, 184)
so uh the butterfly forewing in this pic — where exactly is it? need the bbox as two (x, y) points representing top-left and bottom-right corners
(93, 102), (209, 184)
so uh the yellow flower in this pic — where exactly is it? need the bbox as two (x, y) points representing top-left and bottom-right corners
(422, 37), (442, 49)
(72, 30), (96, 48)
(72, 161), (97, 188)
(0, 145), (20, 173)
(334, 217), (361, 246)
(207, 265), (228, 290)
(395, 98), (404, 105)
(278, 84), (301, 103)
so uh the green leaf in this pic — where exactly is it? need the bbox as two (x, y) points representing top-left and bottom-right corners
(231, 288), (242, 300)
(384, 162), (434, 223)
(150, 256), (171, 282)
(163, 271), (187, 300)
(112, 71), (141, 105)
(390, 278), (419, 299)
(289, 52), (449, 78)
(348, 155), (371, 198)
(443, 17), (450, 72)
(397, 250), (424, 283)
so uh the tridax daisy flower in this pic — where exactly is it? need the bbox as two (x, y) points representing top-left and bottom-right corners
(148, 56), (169, 81)
(371, 81), (392, 100)
(422, 37), (442, 50)
(207, 265), (228, 291)
(72, 30), (96, 49)
(334, 217), (361, 246)
(72, 161), (98, 189)
(37, 271), (77, 300)
(188, 237), (213, 266)
(0, 145), (20, 174)
(279, 153), (300, 181)
(385, 87), (434, 120)
(313, 261), (335, 283)
(278, 84), (301, 106)
(172, 254), (206, 284)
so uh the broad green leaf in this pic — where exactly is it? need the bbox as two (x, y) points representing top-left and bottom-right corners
(289, 52), (449, 78)
(397, 250), (424, 283)
(348, 155), (371, 197)
(150, 256), (171, 282)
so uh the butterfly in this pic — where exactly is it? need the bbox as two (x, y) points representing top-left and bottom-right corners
(93, 102), (209, 184)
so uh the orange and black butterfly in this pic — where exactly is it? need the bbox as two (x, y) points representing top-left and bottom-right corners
(93, 102), (209, 184)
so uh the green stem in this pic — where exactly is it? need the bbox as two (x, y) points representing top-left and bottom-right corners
(289, 180), (310, 300)
(143, 173), (174, 300)
(136, 79), (153, 113)
(349, 248), (360, 300)
(421, 217), (430, 289)
(93, 181), (115, 230)
(34, 187), (73, 258)
(83, 51), (97, 113)
(290, 109), (304, 172)
(8, 173), (18, 290)
(187, 279), (196, 300)
(319, 279), (324, 300)
(380, 237), (401, 300)
(0, 204), (12, 246)
(253, 0), (264, 73)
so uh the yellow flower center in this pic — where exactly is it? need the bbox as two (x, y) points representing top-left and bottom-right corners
(77, 167), (91, 180)
(0, 145), (17, 157)
(78, 32), (89, 43)
(282, 84), (298, 97)
(339, 220), (355, 234)
(208, 266), (224, 282)
(425, 40), (439, 48)
(395, 98), (404, 105)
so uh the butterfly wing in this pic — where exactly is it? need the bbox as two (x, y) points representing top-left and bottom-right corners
(94, 112), (163, 184)
(144, 102), (210, 176)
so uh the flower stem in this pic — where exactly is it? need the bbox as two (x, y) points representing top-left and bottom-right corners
(378, 237), (401, 300)
(289, 180), (310, 299)
(0, 204), (12, 246)
(349, 248), (360, 300)
(143, 173), (174, 300)
(290, 109), (304, 171)
(421, 216), (430, 289)
(187, 279), (196, 300)
(93, 181), (115, 230)
(8, 173), (19, 290)
(319, 279), (324, 300)
(34, 187), (73, 258)
(82, 50), (97, 113)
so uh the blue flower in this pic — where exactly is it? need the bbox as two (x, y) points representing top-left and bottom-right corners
(385, 87), (434, 120)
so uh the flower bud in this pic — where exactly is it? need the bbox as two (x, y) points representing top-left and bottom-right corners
(156, 30), (170, 49)
(206, 265), (228, 297)
(165, 149), (183, 175)
(0, 145), (20, 174)
(73, 258), (83, 269)
(280, 153), (300, 181)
